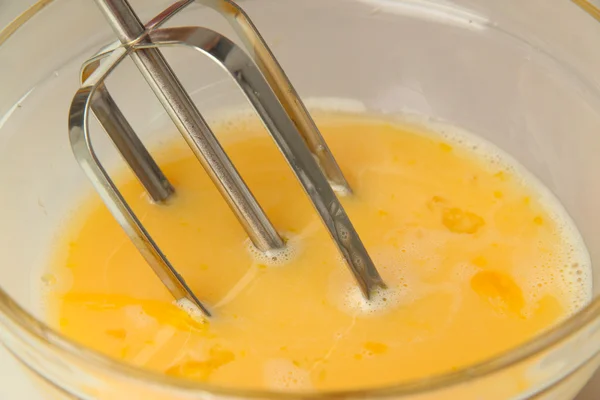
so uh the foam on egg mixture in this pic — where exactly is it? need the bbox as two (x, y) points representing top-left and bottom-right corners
(44, 107), (591, 393)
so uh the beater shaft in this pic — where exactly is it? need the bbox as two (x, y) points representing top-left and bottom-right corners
(70, 46), (211, 315)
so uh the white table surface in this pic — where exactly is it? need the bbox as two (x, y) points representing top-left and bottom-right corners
(0, 1), (599, 398)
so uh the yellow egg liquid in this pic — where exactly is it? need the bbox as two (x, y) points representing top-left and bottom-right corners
(45, 112), (590, 392)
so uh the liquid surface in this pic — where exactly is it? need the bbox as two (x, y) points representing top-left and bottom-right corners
(45, 113), (590, 391)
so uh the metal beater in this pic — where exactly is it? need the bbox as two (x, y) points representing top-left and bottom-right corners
(68, 0), (385, 317)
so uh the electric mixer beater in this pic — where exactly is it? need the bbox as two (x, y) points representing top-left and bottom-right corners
(68, 0), (386, 317)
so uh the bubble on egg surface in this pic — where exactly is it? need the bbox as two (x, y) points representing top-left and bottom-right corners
(264, 359), (313, 391)
(341, 285), (405, 316)
(245, 233), (301, 268)
(175, 298), (208, 323)
(429, 117), (592, 313)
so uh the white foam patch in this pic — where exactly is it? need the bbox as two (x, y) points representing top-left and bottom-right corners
(523, 249), (590, 315)
(341, 285), (404, 317)
(245, 233), (301, 267)
(329, 276), (410, 317)
(329, 182), (352, 197)
(264, 359), (313, 391)
(557, 259), (590, 313)
(175, 298), (208, 323)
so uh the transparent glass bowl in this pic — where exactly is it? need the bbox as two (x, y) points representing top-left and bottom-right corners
(2, 0), (600, 398)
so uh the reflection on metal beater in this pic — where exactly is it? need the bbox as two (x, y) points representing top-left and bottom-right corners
(68, 0), (385, 317)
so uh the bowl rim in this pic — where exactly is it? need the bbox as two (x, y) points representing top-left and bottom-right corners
(2, 0), (600, 398)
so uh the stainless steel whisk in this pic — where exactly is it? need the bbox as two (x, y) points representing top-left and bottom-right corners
(68, 0), (385, 317)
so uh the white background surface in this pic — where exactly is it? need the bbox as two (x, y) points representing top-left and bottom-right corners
(0, 1), (599, 399)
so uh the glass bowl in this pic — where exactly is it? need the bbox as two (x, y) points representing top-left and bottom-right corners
(2, 0), (600, 398)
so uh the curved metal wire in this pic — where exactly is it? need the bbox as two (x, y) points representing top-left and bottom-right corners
(195, 0), (352, 194)
(69, 45), (211, 317)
